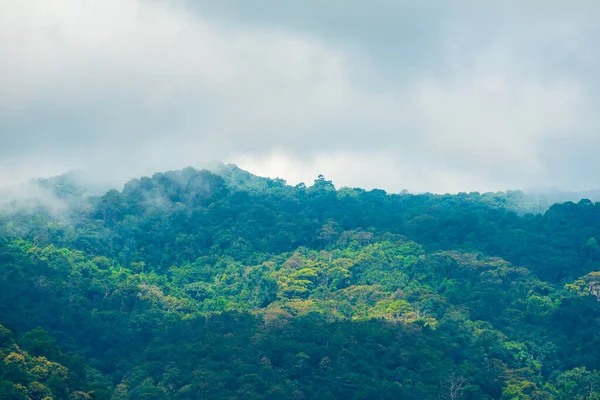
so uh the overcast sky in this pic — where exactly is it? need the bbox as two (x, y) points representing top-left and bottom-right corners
(1, 1), (599, 193)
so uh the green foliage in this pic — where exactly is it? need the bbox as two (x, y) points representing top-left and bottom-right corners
(0, 324), (95, 400)
(1, 165), (600, 398)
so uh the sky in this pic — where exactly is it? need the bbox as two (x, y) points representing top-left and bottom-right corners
(1, 0), (600, 193)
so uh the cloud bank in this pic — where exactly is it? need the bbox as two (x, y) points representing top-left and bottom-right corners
(1, 0), (599, 193)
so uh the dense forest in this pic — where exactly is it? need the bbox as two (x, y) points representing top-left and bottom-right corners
(2, 164), (600, 399)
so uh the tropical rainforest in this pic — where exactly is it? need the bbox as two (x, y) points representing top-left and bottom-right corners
(1, 164), (600, 399)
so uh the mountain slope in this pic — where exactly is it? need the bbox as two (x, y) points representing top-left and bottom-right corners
(1, 167), (600, 399)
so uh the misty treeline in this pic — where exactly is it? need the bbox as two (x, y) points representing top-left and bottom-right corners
(1, 164), (600, 399)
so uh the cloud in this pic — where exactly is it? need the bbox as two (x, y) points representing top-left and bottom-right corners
(1, 0), (599, 193)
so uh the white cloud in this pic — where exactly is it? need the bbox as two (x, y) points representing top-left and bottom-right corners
(0, 0), (599, 193)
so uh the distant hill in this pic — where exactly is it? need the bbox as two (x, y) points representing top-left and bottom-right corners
(2, 165), (600, 399)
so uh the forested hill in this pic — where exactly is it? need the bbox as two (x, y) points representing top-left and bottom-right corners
(1, 166), (600, 399)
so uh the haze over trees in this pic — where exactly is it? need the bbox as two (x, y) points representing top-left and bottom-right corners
(2, 164), (600, 399)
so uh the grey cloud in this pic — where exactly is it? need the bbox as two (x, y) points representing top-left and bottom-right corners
(1, 0), (600, 193)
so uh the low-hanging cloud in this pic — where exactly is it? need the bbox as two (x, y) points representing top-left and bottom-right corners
(1, 0), (599, 193)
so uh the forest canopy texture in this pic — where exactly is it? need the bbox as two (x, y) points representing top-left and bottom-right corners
(2, 164), (600, 399)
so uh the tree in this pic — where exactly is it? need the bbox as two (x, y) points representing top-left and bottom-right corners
(441, 373), (466, 400)
(587, 237), (599, 262)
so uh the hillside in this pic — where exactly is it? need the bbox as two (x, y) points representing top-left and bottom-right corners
(1, 166), (600, 399)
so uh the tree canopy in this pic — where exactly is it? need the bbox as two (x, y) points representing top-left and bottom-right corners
(2, 165), (600, 399)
